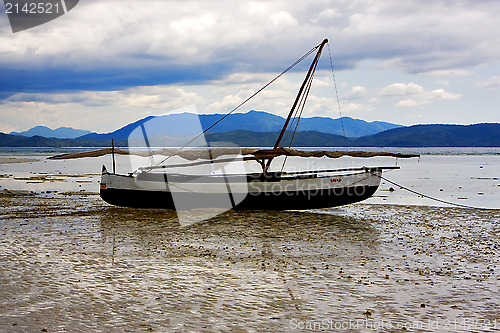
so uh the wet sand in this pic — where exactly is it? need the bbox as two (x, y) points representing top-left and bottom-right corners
(1, 193), (499, 332)
(0, 157), (39, 164)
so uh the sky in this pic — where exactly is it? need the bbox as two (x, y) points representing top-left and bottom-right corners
(0, 0), (499, 133)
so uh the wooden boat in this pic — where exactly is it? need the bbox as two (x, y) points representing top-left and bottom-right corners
(99, 164), (399, 210)
(50, 39), (418, 211)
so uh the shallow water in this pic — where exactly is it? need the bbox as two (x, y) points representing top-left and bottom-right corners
(1, 151), (499, 209)
(1, 193), (499, 332)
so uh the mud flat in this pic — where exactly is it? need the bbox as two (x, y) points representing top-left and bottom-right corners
(0, 157), (39, 164)
(0, 193), (499, 332)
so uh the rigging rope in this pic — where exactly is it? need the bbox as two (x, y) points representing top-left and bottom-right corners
(290, 61), (317, 145)
(281, 60), (317, 148)
(279, 47), (320, 173)
(279, 77), (314, 173)
(327, 42), (349, 151)
(152, 43), (322, 169)
(371, 171), (499, 211)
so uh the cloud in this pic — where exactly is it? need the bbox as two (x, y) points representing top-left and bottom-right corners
(0, 67), (347, 132)
(3, 86), (204, 109)
(344, 1), (500, 73)
(340, 102), (366, 114)
(1, 0), (500, 93)
(380, 83), (424, 96)
(380, 82), (461, 107)
(1, 0), (499, 128)
(0, 85), (206, 132)
(343, 85), (367, 100)
(424, 69), (472, 77)
(476, 76), (500, 89)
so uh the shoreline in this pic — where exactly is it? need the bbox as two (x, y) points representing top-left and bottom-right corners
(1, 147), (500, 156)
(0, 157), (39, 164)
(1, 188), (499, 213)
(0, 152), (499, 209)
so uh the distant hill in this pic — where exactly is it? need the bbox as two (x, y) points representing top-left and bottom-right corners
(195, 123), (500, 147)
(206, 130), (350, 147)
(0, 132), (127, 148)
(10, 126), (93, 139)
(186, 110), (401, 137)
(0, 132), (74, 147)
(200, 111), (287, 133)
(78, 116), (155, 143)
(352, 123), (500, 147)
(1, 119), (500, 147)
(7, 111), (402, 143)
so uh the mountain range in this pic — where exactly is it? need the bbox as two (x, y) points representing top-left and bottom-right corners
(76, 110), (402, 142)
(198, 111), (401, 137)
(8, 111), (401, 140)
(10, 126), (92, 139)
(204, 123), (500, 147)
(1, 111), (499, 147)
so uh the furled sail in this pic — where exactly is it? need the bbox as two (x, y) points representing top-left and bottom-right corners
(48, 147), (259, 160)
(48, 147), (419, 161)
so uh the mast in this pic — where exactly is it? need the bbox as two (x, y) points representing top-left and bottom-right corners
(111, 139), (116, 174)
(273, 38), (328, 149)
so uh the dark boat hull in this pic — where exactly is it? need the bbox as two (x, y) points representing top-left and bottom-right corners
(100, 184), (378, 210)
(100, 168), (383, 210)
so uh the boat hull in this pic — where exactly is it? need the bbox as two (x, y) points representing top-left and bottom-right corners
(99, 168), (382, 210)
(101, 185), (379, 210)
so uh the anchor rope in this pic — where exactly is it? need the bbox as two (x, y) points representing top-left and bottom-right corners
(370, 171), (499, 211)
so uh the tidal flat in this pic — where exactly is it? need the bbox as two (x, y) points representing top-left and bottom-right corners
(1, 151), (499, 332)
(1, 193), (499, 332)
